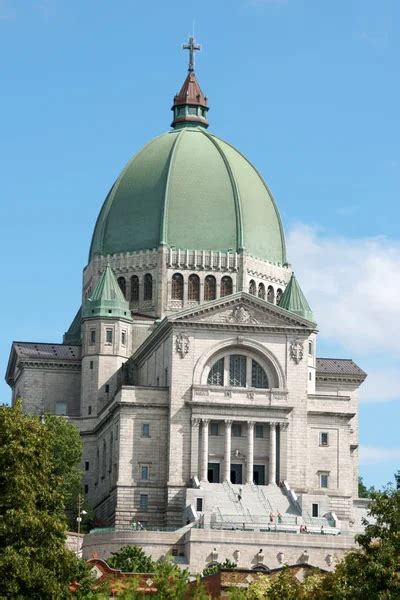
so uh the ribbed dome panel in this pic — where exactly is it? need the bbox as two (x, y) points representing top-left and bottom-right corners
(89, 128), (286, 264)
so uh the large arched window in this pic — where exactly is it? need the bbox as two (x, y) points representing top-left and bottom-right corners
(276, 288), (283, 305)
(172, 273), (184, 300)
(188, 274), (200, 301)
(220, 276), (233, 297)
(204, 275), (216, 301)
(249, 280), (256, 295)
(117, 277), (126, 299)
(130, 275), (139, 302)
(258, 283), (265, 299)
(206, 354), (270, 389)
(267, 285), (275, 304)
(143, 274), (153, 301)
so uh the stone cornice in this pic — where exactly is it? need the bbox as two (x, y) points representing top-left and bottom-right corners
(19, 360), (81, 372)
(316, 373), (365, 385)
(307, 410), (356, 419)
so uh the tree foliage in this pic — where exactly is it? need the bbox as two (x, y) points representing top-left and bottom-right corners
(358, 476), (376, 498)
(202, 558), (237, 577)
(0, 401), (83, 599)
(107, 544), (156, 572)
(152, 555), (191, 600)
(42, 413), (82, 505)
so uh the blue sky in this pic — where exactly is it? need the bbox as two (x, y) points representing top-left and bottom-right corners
(1, 0), (399, 488)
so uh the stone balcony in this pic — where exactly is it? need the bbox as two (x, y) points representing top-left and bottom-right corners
(191, 385), (289, 409)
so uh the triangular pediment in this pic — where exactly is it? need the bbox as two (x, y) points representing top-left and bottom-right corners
(168, 292), (316, 330)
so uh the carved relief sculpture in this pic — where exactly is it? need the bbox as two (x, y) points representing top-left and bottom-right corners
(176, 332), (190, 358)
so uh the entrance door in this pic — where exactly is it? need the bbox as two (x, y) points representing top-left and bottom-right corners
(207, 463), (220, 483)
(253, 465), (265, 485)
(230, 464), (243, 484)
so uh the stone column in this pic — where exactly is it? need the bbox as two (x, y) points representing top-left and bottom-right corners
(269, 422), (277, 485)
(190, 418), (200, 479)
(200, 419), (209, 482)
(246, 421), (255, 484)
(224, 420), (232, 482)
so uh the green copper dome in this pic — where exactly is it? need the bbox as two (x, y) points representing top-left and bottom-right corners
(89, 127), (286, 264)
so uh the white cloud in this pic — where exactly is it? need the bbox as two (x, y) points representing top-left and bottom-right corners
(287, 224), (400, 355)
(360, 446), (400, 465)
(360, 367), (400, 403)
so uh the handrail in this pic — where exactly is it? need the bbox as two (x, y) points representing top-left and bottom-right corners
(251, 483), (273, 514)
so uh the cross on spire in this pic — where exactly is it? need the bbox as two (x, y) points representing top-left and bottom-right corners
(183, 36), (201, 72)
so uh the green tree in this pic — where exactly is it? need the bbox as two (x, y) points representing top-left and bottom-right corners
(0, 401), (83, 599)
(300, 486), (400, 599)
(334, 487), (400, 599)
(202, 558), (237, 577)
(358, 476), (376, 498)
(107, 544), (156, 572)
(42, 413), (82, 505)
(152, 554), (190, 600)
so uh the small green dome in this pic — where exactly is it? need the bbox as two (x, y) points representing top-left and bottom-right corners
(89, 127), (286, 264)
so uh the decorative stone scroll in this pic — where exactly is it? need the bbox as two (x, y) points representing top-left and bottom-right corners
(175, 333), (190, 358)
(289, 338), (304, 364)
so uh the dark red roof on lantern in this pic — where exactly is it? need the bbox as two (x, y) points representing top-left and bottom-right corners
(173, 72), (208, 108)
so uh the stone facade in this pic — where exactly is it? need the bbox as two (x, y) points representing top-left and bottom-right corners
(6, 266), (367, 571)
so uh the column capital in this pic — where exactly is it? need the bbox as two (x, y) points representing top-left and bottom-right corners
(202, 418), (210, 427)
(280, 422), (289, 432)
(191, 417), (201, 427)
(270, 422), (277, 430)
(224, 419), (233, 428)
(247, 421), (255, 430)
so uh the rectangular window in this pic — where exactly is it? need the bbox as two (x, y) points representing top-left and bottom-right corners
(106, 329), (113, 344)
(210, 423), (219, 436)
(255, 424), (264, 438)
(196, 498), (203, 512)
(88, 405), (92, 415)
(121, 331), (126, 346)
(84, 484), (89, 494)
(309, 341), (313, 355)
(142, 423), (150, 438)
(320, 472), (329, 488)
(85, 461), (89, 471)
(90, 360), (94, 370)
(90, 330), (96, 345)
(139, 494), (148, 510)
(312, 503), (319, 517)
(141, 465), (149, 480)
(309, 372), (312, 381)
(229, 355), (247, 387)
(232, 423), (242, 437)
(105, 384), (110, 394)
(320, 432), (329, 446)
(55, 401), (67, 416)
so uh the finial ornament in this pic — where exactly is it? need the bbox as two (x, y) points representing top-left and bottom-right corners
(183, 36), (201, 72)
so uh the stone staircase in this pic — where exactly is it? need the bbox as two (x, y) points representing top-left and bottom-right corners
(194, 482), (299, 528)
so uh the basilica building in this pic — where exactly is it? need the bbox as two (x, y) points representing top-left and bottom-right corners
(6, 39), (368, 572)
